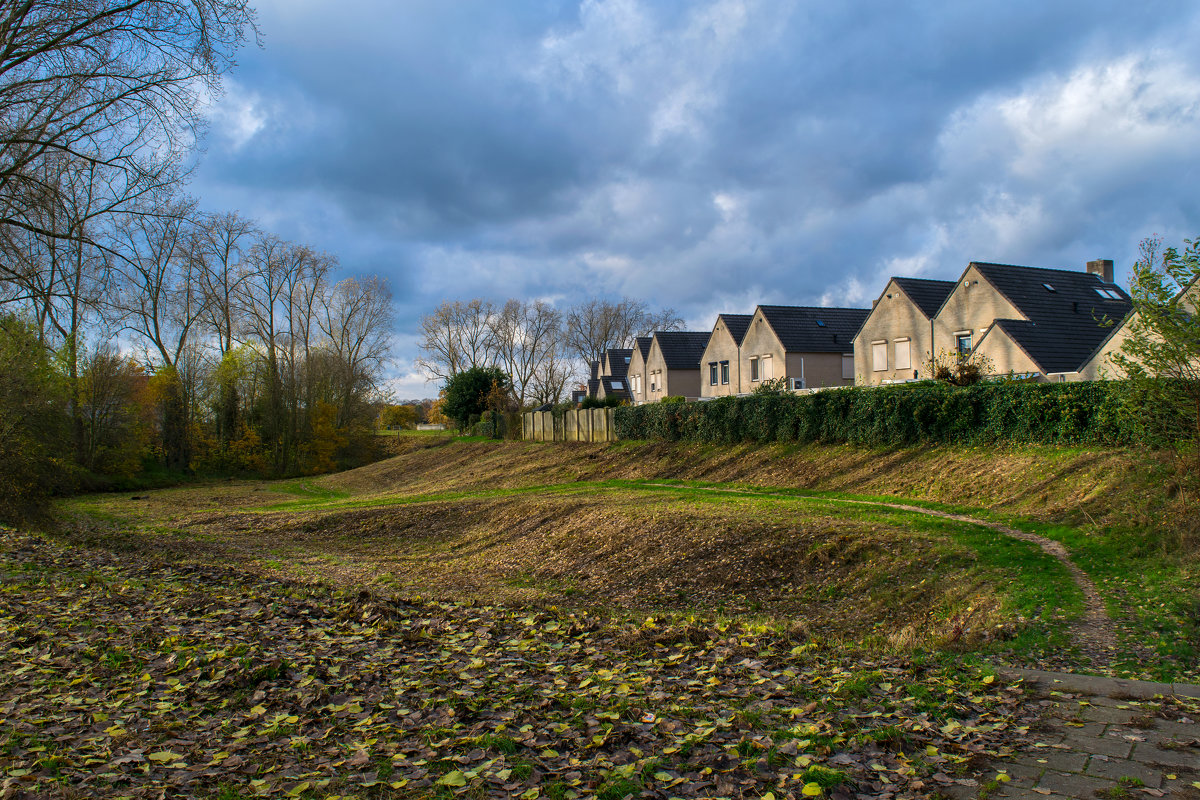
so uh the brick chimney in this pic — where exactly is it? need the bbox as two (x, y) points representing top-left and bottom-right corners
(1087, 259), (1114, 283)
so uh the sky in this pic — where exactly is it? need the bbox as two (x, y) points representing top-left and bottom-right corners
(192, 0), (1200, 399)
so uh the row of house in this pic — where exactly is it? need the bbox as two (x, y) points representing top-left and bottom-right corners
(577, 257), (1139, 404)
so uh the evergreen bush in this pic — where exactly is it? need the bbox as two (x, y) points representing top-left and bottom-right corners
(614, 381), (1185, 447)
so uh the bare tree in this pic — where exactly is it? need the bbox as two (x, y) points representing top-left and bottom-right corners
(564, 298), (683, 363)
(416, 298), (496, 381)
(318, 276), (394, 425)
(195, 211), (257, 356)
(528, 337), (573, 405)
(0, 1), (258, 242)
(492, 299), (561, 407)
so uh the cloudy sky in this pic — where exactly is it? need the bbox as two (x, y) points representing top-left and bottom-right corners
(193, 0), (1200, 398)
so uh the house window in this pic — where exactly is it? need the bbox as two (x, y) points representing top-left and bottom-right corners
(708, 362), (718, 385)
(761, 355), (773, 380)
(956, 332), (972, 356)
(611, 380), (623, 390)
(871, 340), (887, 371)
(624, 355), (631, 363)
(749, 357), (759, 381)
(841, 354), (854, 380)
(894, 338), (911, 371)
(720, 361), (729, 384)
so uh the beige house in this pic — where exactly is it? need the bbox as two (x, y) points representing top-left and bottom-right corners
(595, 348), (633, 402)
(950, 260), (1131, 379)
(1072, 275), (1200, 381)
(643, 331), (711, 401)
(737, 306), (867, 391)
(699, 314), (753, 397)
(627, 336), (652, 404)
(854, 277), (955, 385)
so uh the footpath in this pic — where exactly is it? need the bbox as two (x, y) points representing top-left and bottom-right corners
(950, 669), (1200, 800)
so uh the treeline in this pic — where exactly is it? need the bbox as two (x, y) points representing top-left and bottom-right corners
(0, 2), (397, 521)
(417, 297), (682, 407)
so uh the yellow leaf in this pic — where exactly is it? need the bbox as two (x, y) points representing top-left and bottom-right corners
(146, 751), (182, 762)
(996, 773), (1010, 783)
(982, 675), (995, 685)
(437, 770), (467, 787)
(802, 783), (823, 796)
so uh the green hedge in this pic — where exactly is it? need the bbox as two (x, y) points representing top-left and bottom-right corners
(613, 380), (1187, 448)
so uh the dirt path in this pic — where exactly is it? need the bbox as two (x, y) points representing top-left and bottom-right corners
(643, 483), (1118, 668)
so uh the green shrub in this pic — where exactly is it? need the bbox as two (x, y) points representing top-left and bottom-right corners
(614, 380), (1185, 448)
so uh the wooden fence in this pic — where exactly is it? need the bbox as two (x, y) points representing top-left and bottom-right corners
(522, 408), (618, 442)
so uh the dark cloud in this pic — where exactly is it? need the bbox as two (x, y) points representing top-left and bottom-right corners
(192, 0), (1200, 395)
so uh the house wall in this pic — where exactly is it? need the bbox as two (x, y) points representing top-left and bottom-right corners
(1073, 314), (1136, 381)
(932, 265), (1025, 359)
(784, 352), (852, 388)
(739, 312), (786, 389)
(854, 280), (936, 385)
(628, 347), (649, 404)
(973, 328), (1045, 379)
(700, 324), (741, 397)
(644, 340), (703, 400)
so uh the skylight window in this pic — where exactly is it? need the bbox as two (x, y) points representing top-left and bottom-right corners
(1042, 283), (1056, 292)
(611, 380), (623, 389)
(816, 320), (826, 327)
(1095, 287), (1123, 300)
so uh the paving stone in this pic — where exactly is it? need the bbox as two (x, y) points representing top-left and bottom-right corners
(1131, 742), (1200, 769)
(994, 787), (1076, 800)
(1173, 683), (1200, 699)
(1059, 733), (1134, 759)
(1081, 705), (1139, 724)
(1054, 720), (1108, 737)
(1035, 769), (1117, 796)
(1084, 756), (1163, 787)
(1152, 719), (1200, 738)
(1012, 751), (1089, 774)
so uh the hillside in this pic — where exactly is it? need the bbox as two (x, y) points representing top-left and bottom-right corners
(59, 435), (1200, 682)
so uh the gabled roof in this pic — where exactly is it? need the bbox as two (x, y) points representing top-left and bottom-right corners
(588, 361), (599, 381)
(603, 348), (632, 379)
(968, 262), (1133, 372)
(757, 306), (869, 352)
(653, 331), (711, 369)
(633, 336), (653, 362)
(715, 313), (753, 345)
(586, 378), (599, 397)
(599, 375), (631, 402)
(892, 277), (956, 319)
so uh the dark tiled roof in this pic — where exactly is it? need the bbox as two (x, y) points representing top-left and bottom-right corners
(634, 336), (653, 361)
(603, 348), (632, 379)
(588, 361), (599, 381)
(892, 277), (956, 319)
(654, 331), (711, 370)
(758, 306), (869, 352)
(716, 313), (753, 345)
(586, 378), (599, 397)
(972, 262), (1132, 372)
(599, 376), (631, 402)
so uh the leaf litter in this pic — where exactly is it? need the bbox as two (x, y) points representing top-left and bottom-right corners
(0, 530), (1048, 800)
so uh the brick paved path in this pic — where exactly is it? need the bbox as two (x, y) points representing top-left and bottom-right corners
(948, 669), (1200, 800)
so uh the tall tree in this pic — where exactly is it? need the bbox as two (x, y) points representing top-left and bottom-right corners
(416, 298), (496, 381)
(564, 298), (682, 364)
(0, 0), (258, 242)
(492, 299), (561, 407)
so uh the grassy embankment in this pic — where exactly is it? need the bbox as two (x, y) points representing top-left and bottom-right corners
(59, 434), (1200, 682)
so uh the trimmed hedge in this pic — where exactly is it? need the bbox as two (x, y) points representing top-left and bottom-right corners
(613, 380), (1188, 448)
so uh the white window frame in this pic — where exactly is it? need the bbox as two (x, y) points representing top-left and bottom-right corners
(871, 340), (887, 372)
(720, 361), (730, 385)
(955, 331), (972, 356)
(708, 362), (718, 386)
